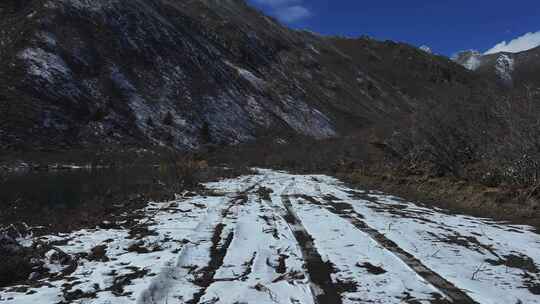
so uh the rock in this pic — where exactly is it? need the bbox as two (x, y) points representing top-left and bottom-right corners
(1, 223), (32, 240)
(88, 245), (109, 262)
(48, 248), (74, 266)
(98, 221), (115, 229)
(0, 235), (33, 287)
(27, 272), (39, 281)
(127, 242), (151, 254)
(0, 233), (22, 254)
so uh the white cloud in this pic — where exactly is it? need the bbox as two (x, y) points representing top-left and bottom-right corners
(252, 0), (311, 23)
(485, 31), (540, 54)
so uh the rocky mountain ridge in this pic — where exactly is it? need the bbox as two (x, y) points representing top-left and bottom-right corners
(453, 46), (540, 88)
(0, 0), (488, 151)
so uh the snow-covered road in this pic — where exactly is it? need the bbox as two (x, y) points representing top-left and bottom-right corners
(2, 169), (539, 304)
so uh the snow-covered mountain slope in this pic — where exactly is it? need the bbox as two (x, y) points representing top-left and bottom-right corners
(453, 50), (483, 71)
(453, 46), (540, 88)
(3, 169), (539, 304)
(0, 0), (483, 150)
(419, 45), (432, 53)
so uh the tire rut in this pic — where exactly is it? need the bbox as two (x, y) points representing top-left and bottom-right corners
(187, 222), (235, 304)
(280, 195), (343, 304)
(300, 195), (479, 304)
(137, 196), (237, 304)
(186, 191), (250, 304)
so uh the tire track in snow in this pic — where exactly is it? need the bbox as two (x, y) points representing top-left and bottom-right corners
(187, 222), (235, 304)
(280, 195), (343, 304)
(301, 195), (479, 304)
(185, 188), (257, 303)
(195, 188), (316, 304)
(137, 194), (241, 304)
(181, 179), (265, 304)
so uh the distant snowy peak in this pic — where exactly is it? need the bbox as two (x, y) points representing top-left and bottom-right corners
(452, 46), (540, 88)
(454, 50), (515, 84)
(452, 50), (482, 70)
(419, 45), (432, 54)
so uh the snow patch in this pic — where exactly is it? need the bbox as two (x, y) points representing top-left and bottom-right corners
(464, 54), (481, 70)
(226, 61), (267, 91)
(18, 48), (71, 81)
(419, 45), (432, 54)
(495, 54), (515, 84)
(453, 50), (482, 71)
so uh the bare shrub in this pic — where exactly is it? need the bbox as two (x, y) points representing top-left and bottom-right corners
(162, 153), (205, 192)
(386, 85), (540, 190)
(493, 89), (540, 187)
(387, 97), (488, 178)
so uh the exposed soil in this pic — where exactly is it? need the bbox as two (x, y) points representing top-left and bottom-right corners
(256, 186), (273, 202)
(276, 253), (288, 274)
(0, 236), (77, 288)
(427, 232), (499, 257)
(356, 262), (387, 275)
(281, 196), (343, 304)
(188, 223), (235, 304)
(485, 253), (540, 295)
(106, 267), (151, 296)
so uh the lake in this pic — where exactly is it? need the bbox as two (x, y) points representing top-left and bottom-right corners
(0, 166), (179, 232)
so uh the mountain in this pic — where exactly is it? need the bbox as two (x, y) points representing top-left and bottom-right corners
(419, 45), (432, 54)
(453, 50), (482, 71)
(0, 0), (486, 151)
(453, 46), (540, 88)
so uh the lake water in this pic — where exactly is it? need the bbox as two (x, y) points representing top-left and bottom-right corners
(0, 166), (177, 210)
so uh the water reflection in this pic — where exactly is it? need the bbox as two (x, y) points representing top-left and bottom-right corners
(0, 166), (176, 210)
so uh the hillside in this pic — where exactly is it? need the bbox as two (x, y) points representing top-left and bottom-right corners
(0, 0), (488, 151)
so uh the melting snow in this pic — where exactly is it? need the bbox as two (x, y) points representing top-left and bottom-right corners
(18, 48), (71, 81)
(2, 170), (539, 304)
(225, 61), (267, 91)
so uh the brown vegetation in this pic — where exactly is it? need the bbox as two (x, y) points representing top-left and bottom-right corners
(205, 89), (540, 229)
(386, 87), (540, 189)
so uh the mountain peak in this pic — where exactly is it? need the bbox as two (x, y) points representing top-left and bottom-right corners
(452, 46), (540, 88)
(452, 50), (482, 70)
(419, 45), (432, 54)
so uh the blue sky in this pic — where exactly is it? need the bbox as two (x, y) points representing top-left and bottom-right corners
(248, 0), (540, 57)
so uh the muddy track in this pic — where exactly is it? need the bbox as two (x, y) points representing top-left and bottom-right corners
(280, 195), (343, 304)
(187, 223), (235, 304)
(301, 195), (479, 304)
(186, 194), (245, 304)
